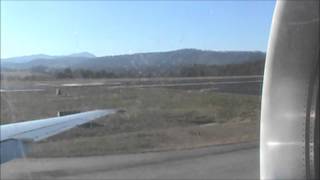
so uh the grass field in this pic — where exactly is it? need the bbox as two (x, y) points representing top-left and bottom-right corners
(0, 77), (261, 157)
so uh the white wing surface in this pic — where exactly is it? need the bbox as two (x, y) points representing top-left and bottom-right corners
(0, 109), (115, 142)
(0, 109), (116, 164)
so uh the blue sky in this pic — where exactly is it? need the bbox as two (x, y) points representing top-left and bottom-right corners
(1, 1), (275, 58)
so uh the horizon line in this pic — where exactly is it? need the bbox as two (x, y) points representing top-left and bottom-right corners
(1, 48), (266, 60)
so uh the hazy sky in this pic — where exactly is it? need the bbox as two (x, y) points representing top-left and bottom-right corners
(1, 1), (275, 58)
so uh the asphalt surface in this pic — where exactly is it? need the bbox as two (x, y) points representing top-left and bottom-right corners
(1, 143), (259, 180)
(1, 75), (263, 96)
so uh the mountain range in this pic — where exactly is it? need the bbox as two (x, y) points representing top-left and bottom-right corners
(1, 49), (265, 71)
(1, 52), (95, 64)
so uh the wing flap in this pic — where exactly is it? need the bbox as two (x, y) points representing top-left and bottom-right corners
(0, 139), (27, 164)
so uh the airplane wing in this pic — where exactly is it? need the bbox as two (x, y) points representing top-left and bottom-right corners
(0, 109), (116, 164)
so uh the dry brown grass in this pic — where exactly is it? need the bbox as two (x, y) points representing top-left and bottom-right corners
(1, 78), (261, 157)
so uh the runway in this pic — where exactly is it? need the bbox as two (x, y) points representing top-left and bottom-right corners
(1, 143), (259, 180)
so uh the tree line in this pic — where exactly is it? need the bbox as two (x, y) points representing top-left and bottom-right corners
(1, 60), (265, 80)
(55, 68), (117, 79)
(179, 60), (265, 77)
(52, 60), (265, 79)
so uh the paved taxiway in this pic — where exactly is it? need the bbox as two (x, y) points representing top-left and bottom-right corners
(1, 143), (258, 179)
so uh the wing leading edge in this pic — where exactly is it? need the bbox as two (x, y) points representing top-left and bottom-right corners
(0, 109), (116, 164)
